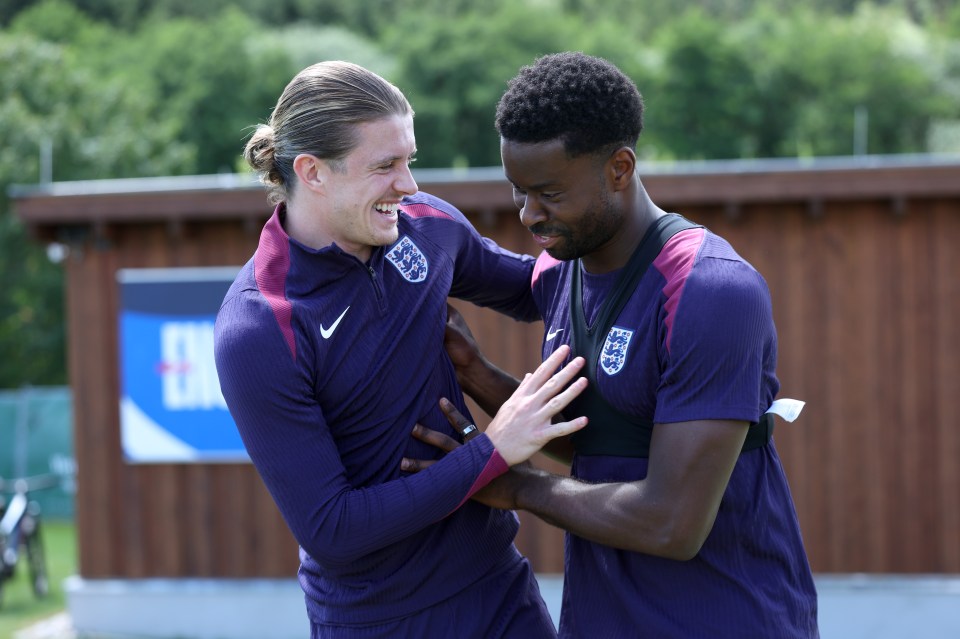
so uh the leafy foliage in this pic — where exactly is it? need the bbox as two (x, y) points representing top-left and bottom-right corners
(385, 5), (588, 167)
(644, 10), (765, 160)
(1, 0), (960, 386)
(0, 27), (194, 386)
(110, 9), (291, 173)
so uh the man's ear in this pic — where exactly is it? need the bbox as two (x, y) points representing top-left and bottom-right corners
(292, 154), (327, 195)
(608, 147), (637, 191)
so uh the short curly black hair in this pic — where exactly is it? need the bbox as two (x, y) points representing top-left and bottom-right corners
(495, 52), (644, 157)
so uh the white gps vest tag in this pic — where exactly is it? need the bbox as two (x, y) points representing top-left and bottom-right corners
(765, 398), (805, 423)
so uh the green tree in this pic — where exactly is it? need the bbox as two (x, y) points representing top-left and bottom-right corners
(12, 3), (298, 174)
(742, 4), (954, 157)
(646, 10), (764, 160)
(108, 9), (293, 173)
(386, 4), (644, 168)
(0, 24), (197, 386)
(7, 0), (103, 42)
(248, 22), (395, 85)
(0, 213), (64, 387)
(6, 3), (194, 179)
(3, 0), (960, 390)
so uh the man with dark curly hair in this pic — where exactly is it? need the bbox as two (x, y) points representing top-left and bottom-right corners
(411, 52), (819, 637)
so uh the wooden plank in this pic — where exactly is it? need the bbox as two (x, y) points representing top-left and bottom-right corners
(870, 206), (898, 571)
(66, 253), (109, 576)
(138, 465), (183, 576)
(72, 243), (130, 578)
(843, 203), (882, 571)
(767, 204), (813, 559)
(931, 201), (960, 571)
(897, 205), (939, 571)
(183, 464), (215, 575)
(799, 212), (833, 572)
(875, 210), (900, 571)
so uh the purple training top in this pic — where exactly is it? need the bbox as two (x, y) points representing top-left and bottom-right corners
(533, 226), (819, 638)
(214, 192), (540, 628)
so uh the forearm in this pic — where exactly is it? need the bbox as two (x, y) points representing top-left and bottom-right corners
(458, 355), (519, 418)
(458, 358), (575, 464)
(513, 467), (707, 560)
(273, 435), (506, 567)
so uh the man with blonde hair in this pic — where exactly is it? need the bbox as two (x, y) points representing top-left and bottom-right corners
(215, 61), (587, 638)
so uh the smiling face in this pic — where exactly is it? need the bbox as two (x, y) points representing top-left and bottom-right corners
(317, 113), (418, 261)
(501, 138), (624, 269)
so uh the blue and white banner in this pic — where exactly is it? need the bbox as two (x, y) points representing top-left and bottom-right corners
(117, 267), (246, 463)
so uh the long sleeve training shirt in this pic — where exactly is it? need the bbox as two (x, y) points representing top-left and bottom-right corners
(214, 192), (539, 625)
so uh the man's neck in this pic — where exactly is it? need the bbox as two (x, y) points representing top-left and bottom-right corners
(581, 184), (665, 274)
(282, 201), (373, 262)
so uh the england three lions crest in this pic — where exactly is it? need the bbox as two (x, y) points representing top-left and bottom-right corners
(600, 326), (634, 376)
(386, 236), (428, 283)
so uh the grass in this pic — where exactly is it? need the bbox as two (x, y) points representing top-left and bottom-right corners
(0, 519), (76, 638)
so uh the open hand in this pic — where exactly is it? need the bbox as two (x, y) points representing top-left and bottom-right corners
(402, 402), (536, 510)
(484, 344), (587, 465)
(402, 345), (587, 468)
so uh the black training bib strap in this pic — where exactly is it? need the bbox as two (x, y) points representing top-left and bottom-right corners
(565, 214), (772, 457)
(578, 214), (700, 342)
(568, 214), (698, 457)
(567, 384), (656, 457)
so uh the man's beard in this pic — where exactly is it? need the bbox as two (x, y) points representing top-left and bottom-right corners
(542, 193), (620, 262)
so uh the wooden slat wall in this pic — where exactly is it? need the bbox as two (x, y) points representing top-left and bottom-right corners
(726, 196), (960, 574)
(67, 221), (297, 578)
(455, 194), (960, 574)
(32, 173), (960, 578)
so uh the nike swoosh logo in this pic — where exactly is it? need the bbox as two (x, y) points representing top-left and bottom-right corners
(320, 306), (350, 339)
(546, 327), (564, 341)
